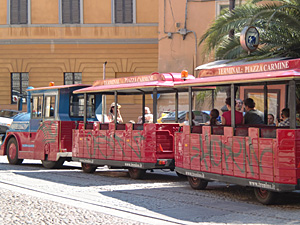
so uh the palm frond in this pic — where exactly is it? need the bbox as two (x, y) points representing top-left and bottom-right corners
(199, 0), (300, 60)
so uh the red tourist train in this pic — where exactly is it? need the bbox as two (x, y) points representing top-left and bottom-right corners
(1, 58), (300, 204)
(0, 73), (196, 175)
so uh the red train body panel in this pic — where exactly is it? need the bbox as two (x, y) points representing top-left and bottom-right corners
(72, 122), (179, 170)
(0, 121), (76, 161)
(175, 125), (300, 191)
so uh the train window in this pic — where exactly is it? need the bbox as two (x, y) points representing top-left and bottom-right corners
(86, 95), (95, 118)
(70, 94), (95, 118)
(32, 96), (43, 118)
(44, 96), (56, 118)
(70, 94), (84, 117)
(244, 88), (281, 120)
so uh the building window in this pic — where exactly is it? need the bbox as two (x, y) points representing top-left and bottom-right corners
(114, 0), (133, 23)
(64, 73), (82, 85)
(10, 0), (28, 24)
(11, 73), (29, 104)
(62, 0), (80, 24)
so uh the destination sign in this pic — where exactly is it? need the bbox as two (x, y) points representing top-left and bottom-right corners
(198, 58), (300, 77)
(93, 73), (165, 87)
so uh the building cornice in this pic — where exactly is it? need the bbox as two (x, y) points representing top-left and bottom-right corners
(0, 38), (158, 45)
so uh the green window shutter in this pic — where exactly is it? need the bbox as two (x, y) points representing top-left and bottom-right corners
(62, 0), (80, 24)
(115, 0), (133, 24)
(10, 0), (28, 24)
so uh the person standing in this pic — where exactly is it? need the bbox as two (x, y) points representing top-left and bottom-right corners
(243, 98), (264, 125)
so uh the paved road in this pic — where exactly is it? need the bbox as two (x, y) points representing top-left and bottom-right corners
(0, 156), (300, 225)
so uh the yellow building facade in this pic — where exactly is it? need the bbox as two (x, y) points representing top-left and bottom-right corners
(0, 0), (158, 120)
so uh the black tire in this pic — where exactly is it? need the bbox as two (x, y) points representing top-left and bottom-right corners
(176, 171), (187, 179)
(254, 188), (277, 205)
(188, 176), (208, 190)
(6, 138), (23, 165)
(81, 163), (97, 173)
(42, 158), (64, 169)
(128, 168), (146, 179)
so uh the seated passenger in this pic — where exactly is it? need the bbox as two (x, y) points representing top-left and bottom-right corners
(205, 109), (221, 125)
(138, 107), (153, 123)
(243, 98), (264, 125)
(108, 102), (123, 123)
(235, 98), (243, 112)
(180, 111), (195, 126)
(267, 114), (276, 126)
(278, 108), (290, 127)
(296, 104), (300, 126)
(221, 98), (243, 125)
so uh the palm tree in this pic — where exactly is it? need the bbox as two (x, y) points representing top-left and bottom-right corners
(199, 0), (300, 61)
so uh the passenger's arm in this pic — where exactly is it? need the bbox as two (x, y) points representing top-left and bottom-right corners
(117, 110), (123, 123)
(221, 116), (226, 125)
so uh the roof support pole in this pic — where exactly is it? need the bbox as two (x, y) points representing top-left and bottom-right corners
(102, 61), (107, 123)
(84, 93), (87, 129)
(142, 93), (145, 124)
(189, 87), (193, 127)
(153, 88), (157, 123)
(289, 80), (296, 129)
(212, 89), (215, 109)
(114, 91), (118, 128)
(175, 90), (179, 123)
(230, 84), (235, 129)
(263, 83), (268, 124)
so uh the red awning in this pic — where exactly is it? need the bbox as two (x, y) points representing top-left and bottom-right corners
(74, 73), (195, 94)
(174, 69), (300, 88)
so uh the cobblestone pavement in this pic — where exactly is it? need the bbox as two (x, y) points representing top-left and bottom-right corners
(0, 189), (149, 225)
(0, 157), (300, 225)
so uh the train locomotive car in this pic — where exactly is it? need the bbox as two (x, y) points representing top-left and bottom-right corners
(0, 83), (102, 168)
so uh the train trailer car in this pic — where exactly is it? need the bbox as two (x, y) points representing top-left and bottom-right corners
(0, 83), (102, 169)
(175, 124), (300, 204)
(72, 122), (179, 179)
(174, 58), (300, 204)
(71, 72), (196, 179)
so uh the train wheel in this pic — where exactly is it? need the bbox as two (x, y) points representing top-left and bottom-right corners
(254, 188), (277, 205)
(188, 176), (208, 190)
(128, 168), (146, 179)
(81, 163), (97, 173)
(7, 138), (23, 165)
(42, 158), (64, 169)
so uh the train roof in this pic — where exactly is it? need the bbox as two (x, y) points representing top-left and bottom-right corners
(174, 69), (300, 88)
(196, 57), (300, 77)
(73, 72), (200, 94)
(27, 84), (90, 92)
(195, 57), (289, 71)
